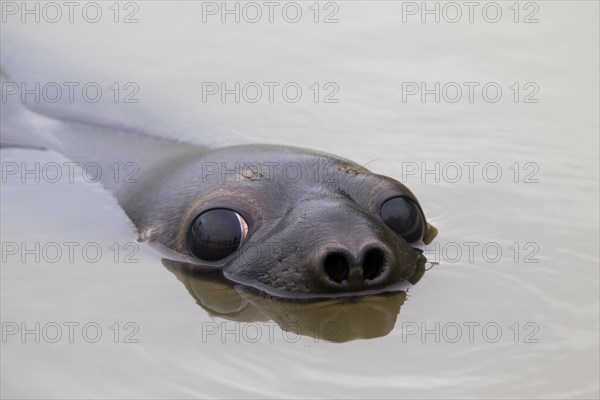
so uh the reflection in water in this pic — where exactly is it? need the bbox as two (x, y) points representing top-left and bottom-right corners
(163, 259), (406, 343)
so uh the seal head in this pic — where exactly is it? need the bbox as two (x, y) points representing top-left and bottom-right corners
(133, 145), (437, 298)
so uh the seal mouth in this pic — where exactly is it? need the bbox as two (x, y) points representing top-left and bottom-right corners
(158, 237), (428, 299)
(222, 269), (412, 300)
(218, 248), (427, 300)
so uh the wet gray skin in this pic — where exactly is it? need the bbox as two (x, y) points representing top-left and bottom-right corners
(132, 144), (437, 297)
(1, 78), (438, 298)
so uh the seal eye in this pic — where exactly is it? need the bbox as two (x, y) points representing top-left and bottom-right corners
(380, 196), (424, 243)
(188, 209), (248, 261)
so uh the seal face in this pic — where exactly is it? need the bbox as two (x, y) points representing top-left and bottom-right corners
(134, 144), (437, 298)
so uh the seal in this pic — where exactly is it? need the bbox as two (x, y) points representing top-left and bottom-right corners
(1, 73), (438, 298)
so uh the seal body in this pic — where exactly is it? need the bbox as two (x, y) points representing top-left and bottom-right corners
(1, 80), (437, 297)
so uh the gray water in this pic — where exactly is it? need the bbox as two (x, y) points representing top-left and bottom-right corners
(1, 1), (599, 398)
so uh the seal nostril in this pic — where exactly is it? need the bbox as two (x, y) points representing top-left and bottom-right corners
(363, 248), (385, 280)
(323, 252), (350, 283)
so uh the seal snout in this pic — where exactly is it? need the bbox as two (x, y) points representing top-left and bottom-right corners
(321, 245), (390, 287)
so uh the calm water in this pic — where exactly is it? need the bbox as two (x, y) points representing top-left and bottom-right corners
(1, 1), (599, 398)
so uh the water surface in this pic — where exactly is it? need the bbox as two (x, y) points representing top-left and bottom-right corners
(1, 1), (598, 398)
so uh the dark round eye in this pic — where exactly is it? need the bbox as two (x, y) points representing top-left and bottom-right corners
(380, 196), (424, 243)
(188, 209), (248, 261)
